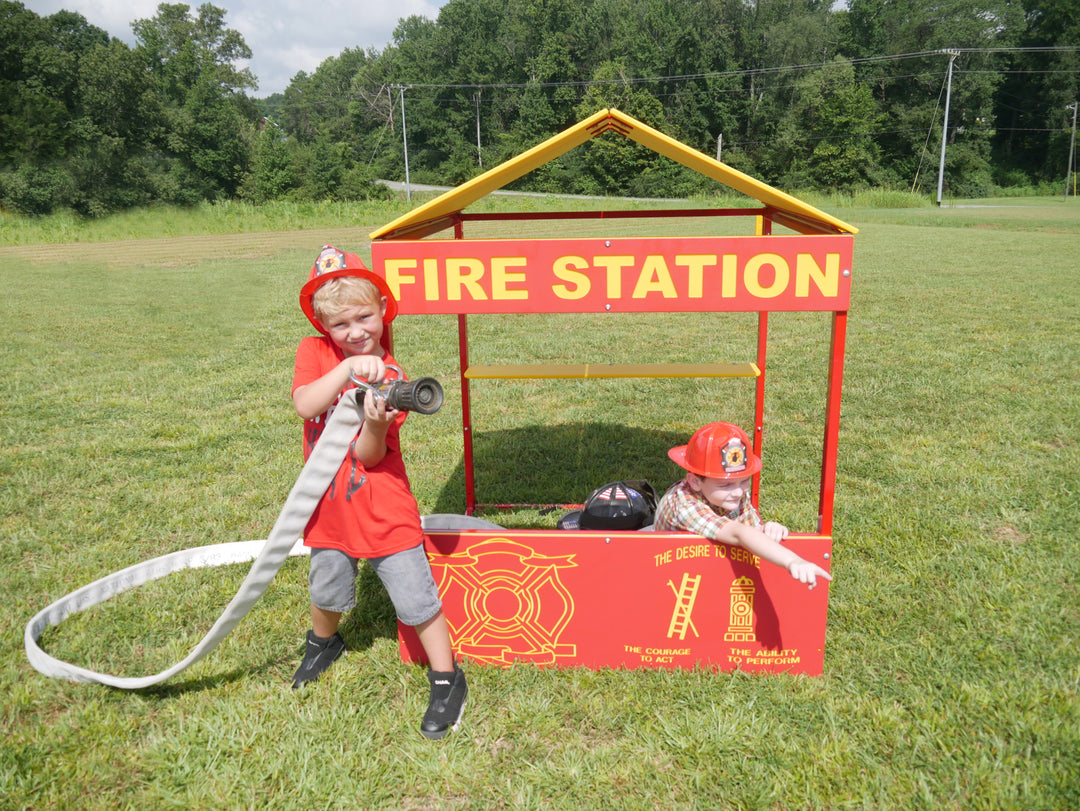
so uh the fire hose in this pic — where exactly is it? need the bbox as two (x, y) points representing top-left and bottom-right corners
(24, 376), (444, 689)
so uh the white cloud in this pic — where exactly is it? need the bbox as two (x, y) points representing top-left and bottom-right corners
(24, 0), (159, 42)
(22, 0), (447, 96)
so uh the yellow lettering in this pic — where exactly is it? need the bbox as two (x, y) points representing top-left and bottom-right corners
(445, 258), (488, 301)
(676, 254), (713, 298)
(491, 257), (528, 300)
(422, 258), (440, 300)
(387, 247), (831, 306)
(383, 259), (417, 302)
(728, 547), (762, 567)
(722, 255), (738, 297)
(795, 252), (840, 298)
(552, 256), (591, 299)
(593, 255), (634, 299)
(744, 253), (789, 298)
(676, 544), (713, 560)
(632, 256), (678, 299)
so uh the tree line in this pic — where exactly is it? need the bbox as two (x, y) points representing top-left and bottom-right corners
(2, 0), (1077, 217)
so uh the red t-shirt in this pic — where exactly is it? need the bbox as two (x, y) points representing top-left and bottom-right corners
(291, 336), (424, 558)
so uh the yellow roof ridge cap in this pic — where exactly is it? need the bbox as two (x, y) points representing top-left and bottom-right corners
(371, 107), (857, 240)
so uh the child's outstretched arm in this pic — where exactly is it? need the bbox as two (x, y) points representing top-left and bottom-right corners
(715, 521), (832, 589)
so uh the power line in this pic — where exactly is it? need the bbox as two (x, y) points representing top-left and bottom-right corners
(298, 45), (1078, 166)
(391, 46), (1080, 92)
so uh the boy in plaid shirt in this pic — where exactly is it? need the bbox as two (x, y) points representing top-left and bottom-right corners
(655, 422), (832, 589)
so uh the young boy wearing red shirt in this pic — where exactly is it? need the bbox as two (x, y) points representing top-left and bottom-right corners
(290, 245), (465, 740)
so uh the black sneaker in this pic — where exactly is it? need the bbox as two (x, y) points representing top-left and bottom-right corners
(291, 631), (345, 689)
(420, 665), (467, 739)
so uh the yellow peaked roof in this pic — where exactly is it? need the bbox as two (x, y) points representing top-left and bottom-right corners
(370, 108), (858, 241)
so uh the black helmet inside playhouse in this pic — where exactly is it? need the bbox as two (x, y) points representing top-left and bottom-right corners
(558, 480), (658, 531)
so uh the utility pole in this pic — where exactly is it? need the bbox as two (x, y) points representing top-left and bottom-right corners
(399, 85), (411, 203)
(476, 91), (483, 168)
(1065, 102), (1077, 201)
(936, 49), (960, 207)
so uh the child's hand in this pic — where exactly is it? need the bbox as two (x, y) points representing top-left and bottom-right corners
(361, 388), (399, 426)
(347, 355), (386, 385)
(763, 521), (789, 543)
(787, 559), (832, 590)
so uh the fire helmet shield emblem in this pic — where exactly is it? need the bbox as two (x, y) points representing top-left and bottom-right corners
(721, 437), (748, 474)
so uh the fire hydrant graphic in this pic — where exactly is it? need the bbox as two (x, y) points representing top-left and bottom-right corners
(725, 576), (757, 642)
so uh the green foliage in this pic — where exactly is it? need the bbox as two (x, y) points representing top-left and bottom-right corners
(132, 1), (256, 97)
(240, 126), (297, 203)
(1, 0), (1077, 216)
(992, 0), (1080, 180)
(567, 61), (670, 194)
(0, 162), (72, 215)
(0, 2), (95, 165)
(0, 2), (256, 216)
(135, 4), (257, 203)
(942, 140), (996, 197)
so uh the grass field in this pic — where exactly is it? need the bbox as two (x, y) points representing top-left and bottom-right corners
(1, 195), (1078, 809)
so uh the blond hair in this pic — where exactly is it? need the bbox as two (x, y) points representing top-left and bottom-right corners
(311, 277), (384, 326)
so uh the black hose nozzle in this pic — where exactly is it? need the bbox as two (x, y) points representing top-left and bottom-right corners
(359, 377), (444, 415)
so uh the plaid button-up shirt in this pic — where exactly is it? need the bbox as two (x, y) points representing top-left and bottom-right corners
(654, 479), (762, 540)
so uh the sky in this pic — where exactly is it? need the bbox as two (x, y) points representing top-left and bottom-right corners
(24, 0), (450, 97)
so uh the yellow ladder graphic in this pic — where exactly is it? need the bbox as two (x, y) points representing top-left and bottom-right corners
(667, 573), (701, 640)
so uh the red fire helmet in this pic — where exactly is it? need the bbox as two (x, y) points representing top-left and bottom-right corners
(667, 422), (761, 479)
(299, 245), (398, 334)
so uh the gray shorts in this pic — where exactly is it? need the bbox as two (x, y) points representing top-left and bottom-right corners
(309, 544), (443, 627)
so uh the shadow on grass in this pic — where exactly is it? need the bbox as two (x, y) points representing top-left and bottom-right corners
(139, 658), (290, 697)
(341, 564), (399, 651)
(431, 421), (689, 516)
(139, 567), (401, 696)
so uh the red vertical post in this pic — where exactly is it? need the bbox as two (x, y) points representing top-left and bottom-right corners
(459, 314), (475, 515)
(751, 213), (772, 510)
(818, 310), (848, 535)
(452, 217), (478, 515)
(752, 311), (768, 510)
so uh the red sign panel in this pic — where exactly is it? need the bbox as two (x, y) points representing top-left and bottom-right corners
(372, 235), (852, 315)
(399, 531), (831, 675)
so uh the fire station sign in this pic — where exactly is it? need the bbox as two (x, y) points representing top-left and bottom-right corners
(373, 235), (852, 315)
